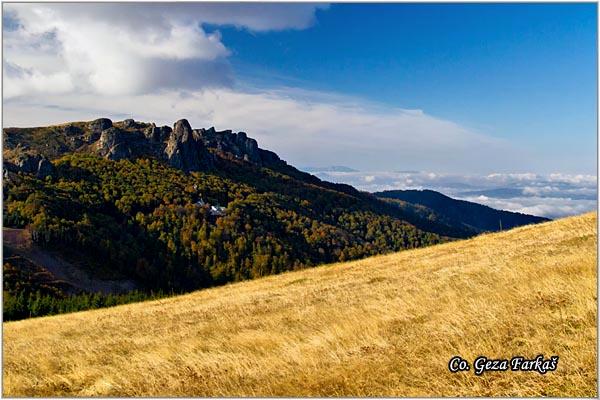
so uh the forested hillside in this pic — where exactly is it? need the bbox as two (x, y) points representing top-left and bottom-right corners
(376, 189), (549, 233)
(3, 213), (596, 396)
(2, 118), (546, 320)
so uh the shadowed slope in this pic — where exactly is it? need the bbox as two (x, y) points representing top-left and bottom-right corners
(376, 189), (550, 232)
(3, 212), (597, 396)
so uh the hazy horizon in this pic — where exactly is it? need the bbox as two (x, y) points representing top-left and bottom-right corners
(2, 3), (597, 217)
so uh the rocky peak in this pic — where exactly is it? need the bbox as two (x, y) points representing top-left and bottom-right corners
(88, 118), (112, 133)
(85, 118), (113, 144)
(164, 119), (213, 172)
(122, 119), (137, 129)
(172, 119), (193, 141)
(3, 117), (287, 176)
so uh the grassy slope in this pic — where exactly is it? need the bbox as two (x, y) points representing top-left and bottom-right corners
(3, 212), (597, 397)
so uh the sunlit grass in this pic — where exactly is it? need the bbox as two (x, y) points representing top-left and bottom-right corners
(3, 212), (597, 396)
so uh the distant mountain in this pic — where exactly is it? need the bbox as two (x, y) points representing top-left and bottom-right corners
(301, 165), (359, 173)
(3, 118), (453, 319)
(2, 118), (550, 320)
(375, 189), (550, 233)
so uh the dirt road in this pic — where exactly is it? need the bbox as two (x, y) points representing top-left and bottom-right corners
(3, 228), (138, 294)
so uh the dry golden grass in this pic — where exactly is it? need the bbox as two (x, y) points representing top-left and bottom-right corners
(3, 212), (597, 397)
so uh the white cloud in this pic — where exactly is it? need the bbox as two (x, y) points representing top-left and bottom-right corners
(3, 2), (593, 202)
(459, 195), (597, 220)
(306, 170), (596, 219)
(3, 3), (325, 97)
(3, 86), (515, 172)
(3, 62), (74, 98)
(548, 173), (597, 185)
(485, 172), (539, 182)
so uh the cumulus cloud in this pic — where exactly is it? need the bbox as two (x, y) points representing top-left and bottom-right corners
(3, 3), (325, 97)
(3, 2), (594, 209)
(1, 2), (534, 173)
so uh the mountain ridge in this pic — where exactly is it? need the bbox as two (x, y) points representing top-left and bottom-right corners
(3, 118), (550, 320)
(375, 189), (549, 232)
(3, 117), (287, 176)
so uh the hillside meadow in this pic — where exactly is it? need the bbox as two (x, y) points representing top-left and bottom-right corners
(2, 212), (597, 396)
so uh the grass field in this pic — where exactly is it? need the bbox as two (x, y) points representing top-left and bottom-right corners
(2, 212), (597, 396)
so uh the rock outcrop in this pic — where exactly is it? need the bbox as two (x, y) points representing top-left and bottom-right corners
(5, 153), (56, 178)
(36, 157), (55, 178)
(199, 129), (261, 164)
(88, 118), (113, 133)
(97, 127), (148, 160)
(86, 118), (113, 144)
(97, 128), (131, 160)
(144, 124), (172, 143)
(165, 119), (213, 172)
(104, 118), (287, 170)
(122, 119), (137, 129)
(3, 117), (287, 175)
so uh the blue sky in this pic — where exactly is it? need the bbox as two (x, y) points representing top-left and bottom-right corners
(215, 3), (597, 174)
(3, 3), (597, 177)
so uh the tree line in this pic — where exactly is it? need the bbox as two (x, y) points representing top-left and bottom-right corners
(4, 154), (442, 318)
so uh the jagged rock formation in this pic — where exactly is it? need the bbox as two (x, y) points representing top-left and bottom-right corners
(4, 153), (56, 178)
(122, 119), (137, 129)
(144, 124), (172, 143)
(3, 117), (287, 175)
(97, 127), (140, 160)
(198, 128), (261, 163)
(165, 119), (213, 172)
(88, 118), (112, 134)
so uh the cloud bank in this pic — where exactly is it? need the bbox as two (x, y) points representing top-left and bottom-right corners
(307, 169), (597, 219)
(3, 2), (519, 173)
(3, 3), (595, 190)
(4, 87), (516, 172)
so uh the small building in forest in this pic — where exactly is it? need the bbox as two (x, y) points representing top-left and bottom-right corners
(209, 205), (226, 216)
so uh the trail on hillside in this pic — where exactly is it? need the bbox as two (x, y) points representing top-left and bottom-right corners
(3, 228), (137, 294)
